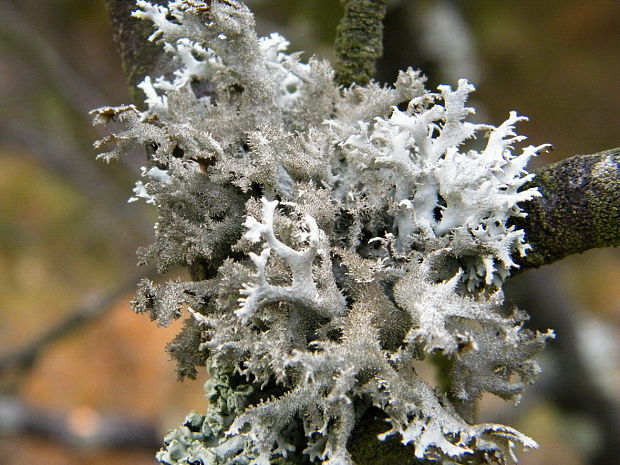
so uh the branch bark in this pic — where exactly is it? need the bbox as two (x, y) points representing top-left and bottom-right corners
(513, 147), (620, 271)
(334, 0), (388, 87)
(105, 0), (174, 104)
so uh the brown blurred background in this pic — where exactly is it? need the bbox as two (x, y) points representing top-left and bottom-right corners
(0, 1), (618, 464)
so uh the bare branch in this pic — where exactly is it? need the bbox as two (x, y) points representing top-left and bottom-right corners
(0, 272), (152, 388)
(0, 0), (108, 113)
(0, 395), (160, 450)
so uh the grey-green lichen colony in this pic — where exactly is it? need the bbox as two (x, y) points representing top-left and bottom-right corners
(93, 1), (554, 464)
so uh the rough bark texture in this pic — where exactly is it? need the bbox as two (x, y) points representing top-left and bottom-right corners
(512, 147), (620, 270)
(334, 0), (388, 87)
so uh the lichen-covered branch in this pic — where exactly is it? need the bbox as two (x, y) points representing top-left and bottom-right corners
(512, 148), (620, 271)
(334, 0), (387, 87)
(105, 1), (618, 271)
(97, 2), (618, 465)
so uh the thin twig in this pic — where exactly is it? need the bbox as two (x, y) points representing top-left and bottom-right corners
(0, 395), (161, 450)
(0, 120), (153, 239)
(0, 0), (144, 176)
(0, 0), (108, 113)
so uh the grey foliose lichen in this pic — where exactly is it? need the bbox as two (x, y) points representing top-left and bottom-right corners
(93, 1), (554, 464)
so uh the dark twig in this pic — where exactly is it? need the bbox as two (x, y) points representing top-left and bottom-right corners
(0, 0), (108, 113)
(0, 395), (161, 450)
(0, 121), (124, 205)
(0, 120), (154, 239)
(0, 0), (152, 179)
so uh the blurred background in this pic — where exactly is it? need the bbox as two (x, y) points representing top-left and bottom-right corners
(0, 0), (618, 464)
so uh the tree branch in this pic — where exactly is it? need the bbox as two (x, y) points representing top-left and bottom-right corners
(104, 0), (173, 104)
(0, 0), (107, 113)
(513, 147), (620, 271)
(334, 0), (388, 87)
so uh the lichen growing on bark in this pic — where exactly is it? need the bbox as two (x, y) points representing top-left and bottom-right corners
(94, 1), (555, 464)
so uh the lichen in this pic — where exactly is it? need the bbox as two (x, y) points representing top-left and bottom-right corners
(93, 1), (554, 464)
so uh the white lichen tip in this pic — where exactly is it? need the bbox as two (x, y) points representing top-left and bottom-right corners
(132, 0), (184, 41)
(243, 198), (278, 244)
